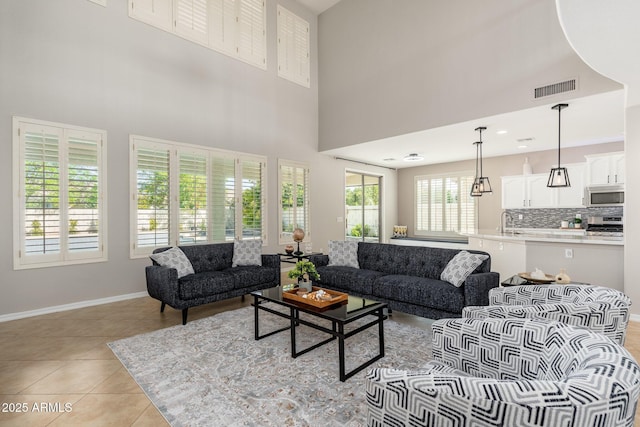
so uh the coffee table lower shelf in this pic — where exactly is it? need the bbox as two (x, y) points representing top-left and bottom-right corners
(251, 288), (387, 382)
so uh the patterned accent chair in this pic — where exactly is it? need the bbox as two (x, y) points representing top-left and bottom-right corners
(366, 318), (640, 427)
(462, 284), (631, 344)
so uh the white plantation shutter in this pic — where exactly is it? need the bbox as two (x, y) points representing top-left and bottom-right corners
(278, 160), (310, 244)
(129, 0), (172, 31)
(174, 0), (208, 44)
(134, 145), (171, 251)
(415, 172), (476, 236)
(236, 0), (266, 68)
(209, 0), (236, 54)
(239, 158), (265, 240)
(277, 6), (310, 88)
(211, 155), (235, 242)
(179, 151), (208, 243)
(67, 131), (102, 258)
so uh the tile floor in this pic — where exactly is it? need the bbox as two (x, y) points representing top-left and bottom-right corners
(1, 292), (639, 426)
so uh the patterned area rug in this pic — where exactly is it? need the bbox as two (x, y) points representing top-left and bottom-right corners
(108, 304), (433, 426)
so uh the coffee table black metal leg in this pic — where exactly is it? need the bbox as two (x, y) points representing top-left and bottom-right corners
(338, 322), (346, 381)
(253, 294), (259, 340)
(290, 307), (297, 358)
(378, 307), (385, 358)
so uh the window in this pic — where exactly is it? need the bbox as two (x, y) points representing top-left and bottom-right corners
(277, 5), (310, 88)
(278, 159), (310, 244)
(415, 172), (476, 236)
(130, 135), (267, 257)
(345, 172), (380, 242)
(129, 0), (266, 69)
(13, 117), (107, 269)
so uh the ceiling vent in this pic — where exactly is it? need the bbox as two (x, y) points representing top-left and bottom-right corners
(534, 79), (577, 99)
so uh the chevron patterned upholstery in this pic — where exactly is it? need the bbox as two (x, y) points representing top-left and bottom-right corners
(463, 284), (631, 344)
(366, 318), (640, 427)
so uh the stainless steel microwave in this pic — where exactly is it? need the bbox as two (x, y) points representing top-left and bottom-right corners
(585, 184), (625, 207)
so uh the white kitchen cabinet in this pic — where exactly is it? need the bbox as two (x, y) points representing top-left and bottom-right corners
(501, 174), (555, 209)
(556, 163), (585, 207)
(585, 152), (625, 185)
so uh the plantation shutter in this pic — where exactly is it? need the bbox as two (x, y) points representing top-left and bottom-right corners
(444, 177), (458, 232)
(415, 178), (429, 232)
(210, 155), (235, 242)
(174, 0), (208, 44)
(22, 124), (63, 261)
(279, 162), (310, 242)
(208, 0), (236, 54)
(459, 176), (476, 234)
(135, 146), (171, 249)
(129, 0), (172, 31)
(239, 158), (264, 240)
(277, 5), (310, 88)
(296, 166), (310, 235)
(236, 0), (266, 68)
(430, 178), (443, 232)
(67, 131), (101, 256)
(179, 151), (208, 244)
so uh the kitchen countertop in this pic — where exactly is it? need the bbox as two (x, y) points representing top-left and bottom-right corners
(465, 228), (624, 246)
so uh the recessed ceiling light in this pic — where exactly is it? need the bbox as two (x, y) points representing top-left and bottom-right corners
(496, 130), (508, 135)
(403, 153), (424, 162)
(518, 145), (528, 149)
(383, 158), (396, 162)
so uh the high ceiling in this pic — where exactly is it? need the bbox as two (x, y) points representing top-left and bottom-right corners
(295, 0), (341, 14)
(322, 90), (625, 169)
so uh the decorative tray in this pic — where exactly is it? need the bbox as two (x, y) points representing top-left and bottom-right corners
(282, 286), (348, 308)
(518, 272), (556, 284)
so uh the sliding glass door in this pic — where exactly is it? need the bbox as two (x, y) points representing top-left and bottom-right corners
(345, 172), (381, 242)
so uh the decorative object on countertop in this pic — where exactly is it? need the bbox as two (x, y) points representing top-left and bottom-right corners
(518, 269), (555, 283)
(547, 103), (571, 188)
(292, 228), (305, 255)
(574, 214), (582, 229)
(470, 126), (492, 196)
(555, 268), (571, 284)
(522, 157), (533, 175)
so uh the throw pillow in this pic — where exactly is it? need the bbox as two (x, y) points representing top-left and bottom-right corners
(232, 239), (263, 267)
(440, 251), (488, 287)
(327, 240), (359, 268)
(150, 247), (195, 278)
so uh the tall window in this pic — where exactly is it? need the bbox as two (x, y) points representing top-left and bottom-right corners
(129, 0), (267, 69)
(345, 172), (380, 242)
(13, 117), (107, 269)
(277, 5), (310, 88)
(415, 172), (476, 236)
(130, 135), (266, 257)
(278, 159), (310, 244)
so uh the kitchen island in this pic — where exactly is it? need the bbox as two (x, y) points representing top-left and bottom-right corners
(465, 229), (623, 292)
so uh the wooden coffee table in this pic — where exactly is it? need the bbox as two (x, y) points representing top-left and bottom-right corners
(251, 286), (387, 382)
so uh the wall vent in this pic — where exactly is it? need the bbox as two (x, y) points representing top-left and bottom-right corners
(534, 79), (576, 99)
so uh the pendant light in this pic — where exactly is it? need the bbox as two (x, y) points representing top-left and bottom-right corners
(470, 126), (492, 197)
(547, 103), (571, 187)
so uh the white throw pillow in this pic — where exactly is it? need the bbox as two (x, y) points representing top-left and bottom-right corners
(232, 240), (263, 267)
(327, 240), (359, 268)
(150, 247), (195, 278)
(440, 251), (488, 287)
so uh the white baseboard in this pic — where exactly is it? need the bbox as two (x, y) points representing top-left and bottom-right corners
(0, 291), (148, 323)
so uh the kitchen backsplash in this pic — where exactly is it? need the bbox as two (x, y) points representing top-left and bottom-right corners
(505, 207), (623, 229)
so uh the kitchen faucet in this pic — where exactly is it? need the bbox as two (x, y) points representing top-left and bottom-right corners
(500, 210), (513, 234)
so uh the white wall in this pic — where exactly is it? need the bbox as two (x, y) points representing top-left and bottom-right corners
(318, 0), (621, 152)
(0, 0), (396, 317)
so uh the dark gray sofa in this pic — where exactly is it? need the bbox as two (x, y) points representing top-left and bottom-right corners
(146, 243), (280, 324)
(308, 242), (498, 319)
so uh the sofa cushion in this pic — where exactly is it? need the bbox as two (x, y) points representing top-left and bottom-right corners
(441, 251), (489, 287)
(327, 240), (359, 268)
(357, 243), (400, 275)
(232, 239), (262, 267)
(373, 275), (466, 314)
(226, 265), (278, 288)
(150, 247), (195, 278)
(316, 266), (386, 296)
(180, 243), (234, 273)
(178, 270), (235, 299)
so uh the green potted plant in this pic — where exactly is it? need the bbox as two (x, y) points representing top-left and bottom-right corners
(287, 260), (320, 285)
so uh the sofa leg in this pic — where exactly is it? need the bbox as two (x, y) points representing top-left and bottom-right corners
(160, 302), (166, 313)
(182, 308), (188, 325)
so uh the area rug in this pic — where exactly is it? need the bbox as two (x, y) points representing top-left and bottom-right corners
(108, 304), (433, 426)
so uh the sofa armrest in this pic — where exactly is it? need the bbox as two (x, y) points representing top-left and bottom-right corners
(145, 265), (180, 307)
(308, 254), (329, 267)
(261, 254), (281, 269)
(463, 272), (499, 307)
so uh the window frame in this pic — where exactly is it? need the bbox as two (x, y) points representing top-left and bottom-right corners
(414, 171), (477, 238)
(12, 117), (108, 270)
(130, 135), (267, 258)
(278, 159), (310, 245)
(277, 5), (311, 88)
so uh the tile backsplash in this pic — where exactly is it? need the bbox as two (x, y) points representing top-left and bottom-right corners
(505, 207), (623, 229)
